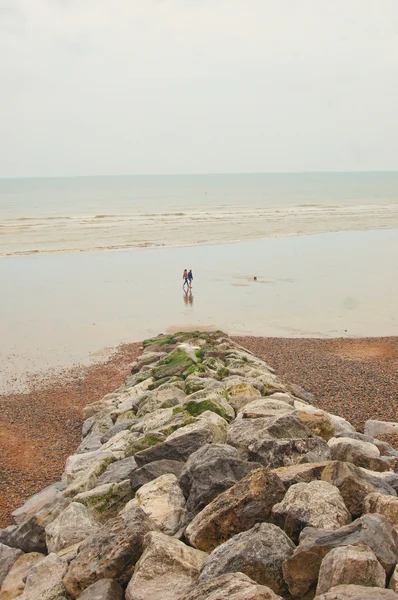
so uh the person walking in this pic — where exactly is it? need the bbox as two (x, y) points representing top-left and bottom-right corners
(188, 269), (193, 288)
(183, 269), (189, 288)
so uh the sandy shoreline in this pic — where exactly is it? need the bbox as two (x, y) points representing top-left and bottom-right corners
(1, 334), (398, 528)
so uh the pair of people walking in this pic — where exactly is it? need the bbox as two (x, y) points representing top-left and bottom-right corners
(183, 269), (193, 288)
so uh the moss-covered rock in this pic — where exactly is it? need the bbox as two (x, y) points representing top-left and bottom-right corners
(125, 431), (166, 457)
(74, 480), (132, 523)
(152, 350), (194, 380)
(181, 392), (235, 423)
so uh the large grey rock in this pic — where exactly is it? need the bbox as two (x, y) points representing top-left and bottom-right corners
(316, 544), (386, 595)
(134, 413), (227, 466)
(181, 391), (235, 422)
(179, 444), (261, 516)
(17, 553), (68, 600)
(130, 460), (184, 493)
(96, 456), (138, 486)
(63, 506), (154, 597)
(136, 385), (186, 416)
(248, 436), (331, 469)
(11, 483), (66, 526)
(199, 523), (295, 598)
(0, 553), (44, 600)
(272, 480), (351, 543)
(78, 578), (124, 600)
(125, 531), (207, 600)
(45, 502), (100, 553)
(124, 474), (187, 536)
(185, 572), (284, 600)
(364, 419), (398, 438)
(237, 398), (294, 419)
(283, 513), (398, 598)
(321, 461), (396, 517)
(315, 585), (398, 599)
(100, 421), (136, 444)
(327, 437), (390, 471)
(0, 544), (23, 587)
(185, 468), (285, 552)
(271, 462), (330, 488)
(73, 480), (132, 523)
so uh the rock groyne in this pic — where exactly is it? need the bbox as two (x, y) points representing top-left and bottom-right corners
(1, 331), (398, 600)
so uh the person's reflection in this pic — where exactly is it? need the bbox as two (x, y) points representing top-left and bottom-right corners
(183, 288), (194, 306)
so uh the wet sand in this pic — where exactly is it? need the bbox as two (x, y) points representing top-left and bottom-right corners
(1, 228), (398, 393)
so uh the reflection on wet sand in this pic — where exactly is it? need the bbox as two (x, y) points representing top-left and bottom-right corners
(183, 288), (194, 305)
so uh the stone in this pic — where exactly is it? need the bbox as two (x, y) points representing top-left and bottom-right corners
(0, 544), (23, 587)
(136, 385), (186, 417)
(316, 544), (386, 595)
(151, 351), (194, 381)
(282, 513), (398, 598)
(364, 419), (398, 438)
(286, 382), (314, 403)
(327, 436), (390, 471)
(125, 531), (207, 600)
(185, 572), (284, 600)
(185, 468), (286, 552)
(248, 436), (331, 469)
(0, 553), (44, 600)
(100, 421), (136, 443)
(62, 506), (153, 597)
(272, 480), (351, 543)
(294, 409), (336, 441)
(199, 523), (295, 598)
(315, 585), (398, 599)
(64, 451), (117, 485)
(96, 456), (138, 486)
(73, 480), (132, 523)
(131, 460), (185, 493)
(181, 392), (235, 422)
(321, 461), (396, 517)
(133, 412), (227, 466)
(100, 430), (133, 453)
(184, 376), (224, 395)
(76, 435), (103, 454)
(78, 578), (124, 600)
(11, 483), (65, 526)
(363, 492), (398, 530)
(126, 473), (187, 536)
(82, 413), (114, 440)
(237, 398), (294, 419)
(45, 503), (100, 553)
(390, 565), (398, 592)
(224, 381), (262, 398)
(272, 462), (330, 488)
(179, 444), (262, 516)
(17, 553), (68, 600)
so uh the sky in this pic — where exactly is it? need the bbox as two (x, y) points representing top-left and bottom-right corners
(1, 0), (398, 177)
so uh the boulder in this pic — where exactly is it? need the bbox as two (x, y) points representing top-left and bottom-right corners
(315, 584), (398, 599)
(237, 398), (294, 419)
(0, 544), (23, 587)
(62, 506), (153, 597)
(64, 451), (117, 485)
(73, 479), (132, 523)
(199, 523), (295, 598)
(151, 352), (194, 381)
(0, 553), (44, 600)
(17, 553), (68, 600)
(390, 565), (398, 592)
(130, 460), (184, 493)
(272, 462), (330, 488)
(248, 437), (331, 469)
(76, 435), (103, 454)
(272, 480), (351, 543)
(282, 513), (398, 598)
(364, 420), (398, 438)
(224, 381), (262, 398)
(125, 531), (207, 600)
(136, 385), (187, 417)
(78, 579), (124, 600)
(316, 544), (386, 595)
(327, 437), (390, 471)
(45, 503), (100, 553)
(294, 410), (336, 441)
(100, 420), (136, 443)
(125, 474), (187, 536)
(363, 492), (398, 530)
(179, 444), (262, 516)
(96, 456), (138, 486)
(11, 483), (65, 526)
(185, 572), (284, 600)
(321, 461), (396, 517)
(181, 392), (235, 422)
(133, 412), (227, 466)
(185, 468), (286, 552)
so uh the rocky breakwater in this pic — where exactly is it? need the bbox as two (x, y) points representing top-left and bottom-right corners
(1, 330), (398, 600)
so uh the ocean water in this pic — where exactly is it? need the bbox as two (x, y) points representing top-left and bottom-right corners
(1, 172), (398, 257)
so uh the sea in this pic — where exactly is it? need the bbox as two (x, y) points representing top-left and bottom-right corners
(1, 172), (398, 257)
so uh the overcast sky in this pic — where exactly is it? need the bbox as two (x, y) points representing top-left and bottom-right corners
(1, 0), (398, 177)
